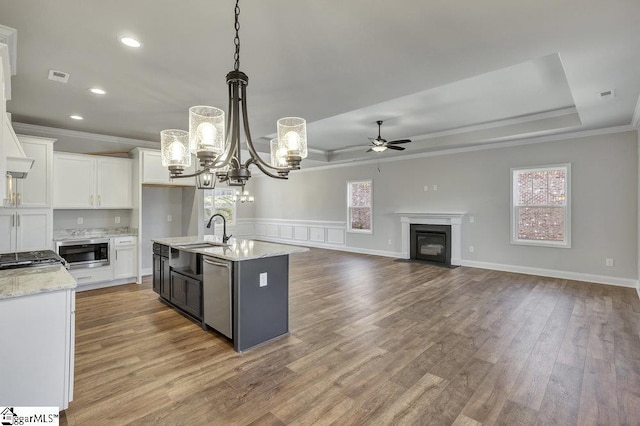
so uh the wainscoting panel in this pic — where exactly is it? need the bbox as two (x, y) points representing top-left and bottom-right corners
(280, 225), (294, 239)
(309, 227), (325, 242)
(327, 228), (345, 245)
(294, 226), (308, 241)
(252, 219), (346, 249)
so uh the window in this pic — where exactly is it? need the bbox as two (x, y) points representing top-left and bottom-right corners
(204, 188), (236, 226)
(511, 164), (571, 247)
(347, 180), (373, 233)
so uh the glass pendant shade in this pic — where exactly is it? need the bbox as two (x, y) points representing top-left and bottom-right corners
(160, 129), (191, 168)
(277, 117), (307, 159)
(270, 138), (288, 167)
(189, 106), (225, 156)
(372, 145), (387, 152)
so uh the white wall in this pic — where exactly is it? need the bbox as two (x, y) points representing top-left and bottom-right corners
(253, 131), (638, 283)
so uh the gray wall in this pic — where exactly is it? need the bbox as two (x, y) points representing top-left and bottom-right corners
(53, 209), (132, 230)
(253, 131), (638, 280)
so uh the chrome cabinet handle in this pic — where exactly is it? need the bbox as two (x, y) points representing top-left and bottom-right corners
(16, 214), (20, 227)
(10, 214), (14, 227)
(98, 195), (101, 206)
(90, 195), (94, 206)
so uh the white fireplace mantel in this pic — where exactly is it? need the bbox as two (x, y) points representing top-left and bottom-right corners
(396, 212), (466, 265)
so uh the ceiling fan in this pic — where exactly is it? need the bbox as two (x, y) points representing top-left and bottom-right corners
(367, 120), (412, 153)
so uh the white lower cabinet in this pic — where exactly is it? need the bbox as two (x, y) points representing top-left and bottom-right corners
(0, 208), (52, 252)
(0, 288), (75, 410)
(113, 236), (137, 279)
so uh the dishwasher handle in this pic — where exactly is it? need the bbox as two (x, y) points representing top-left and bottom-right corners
(203, 257), (231, 268)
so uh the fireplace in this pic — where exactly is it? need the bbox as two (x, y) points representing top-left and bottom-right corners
(398, 212), (465, 266)
(410, 224), (451, 266)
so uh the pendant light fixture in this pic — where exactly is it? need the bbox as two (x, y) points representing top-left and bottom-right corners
(161, 0), (307, 187)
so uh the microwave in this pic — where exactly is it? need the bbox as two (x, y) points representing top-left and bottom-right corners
(56, 238), (110, 269)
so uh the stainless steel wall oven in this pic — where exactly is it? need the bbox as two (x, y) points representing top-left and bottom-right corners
(55, 238), (110, 269)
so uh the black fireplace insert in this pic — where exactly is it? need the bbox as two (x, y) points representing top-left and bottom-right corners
(410, 224), (452, 267)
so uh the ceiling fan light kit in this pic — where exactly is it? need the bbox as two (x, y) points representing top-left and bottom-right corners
(160, 0), (307, 190)
(367, 120), (411, 153)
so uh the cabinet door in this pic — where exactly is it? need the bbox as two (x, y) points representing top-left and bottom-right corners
(114, 246), (135, 279)
(141, 150), (196, 186)
(0, 211), (16, 252)
(16, 209), (52, 251)
(53, 154), (96, 208)
(170, 271), (188, 309)
(160, 257), (171, 299)
(152, 254), (161, 294)
(18, 139), (52, 208)
(185, 277), (202, 318)
(97, 158), (132, 208)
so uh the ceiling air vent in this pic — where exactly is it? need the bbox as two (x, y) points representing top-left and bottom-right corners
(48, 69), (70, 83)
(599, 89), (615, 100)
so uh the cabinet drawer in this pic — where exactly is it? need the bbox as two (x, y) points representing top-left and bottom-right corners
(70, 266), (114, 286)
(113, 236), (136, 247)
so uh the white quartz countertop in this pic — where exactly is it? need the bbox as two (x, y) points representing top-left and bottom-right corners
(53, 227), (138, 241)
(0, 265), (77, 300)
(151, 236), (309, 261)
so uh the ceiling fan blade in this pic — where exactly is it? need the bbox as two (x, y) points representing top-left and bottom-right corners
(386, 145), (405, 151)
(387, 139), (411, 145)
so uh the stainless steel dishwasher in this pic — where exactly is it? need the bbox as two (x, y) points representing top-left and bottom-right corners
(203, 257), (233, 339)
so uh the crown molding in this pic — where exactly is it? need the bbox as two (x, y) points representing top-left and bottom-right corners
(259, 125), (635, 176)
(11, 122), (160, 149)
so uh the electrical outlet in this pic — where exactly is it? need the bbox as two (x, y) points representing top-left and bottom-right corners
(115, 216), (121, 224)
(469, 245), (475, 253)
(423, 185), (429, 191)
(432, 184), (438, 191)
(606, 258), (614, 267)
(469, 216), (475, 223)
(167, 215), (172, 222)
(259, 272), (268, 287)
(77, 217), (83, 225)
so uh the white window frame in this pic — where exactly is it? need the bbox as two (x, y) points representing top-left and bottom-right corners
(347, 179), (373, 234)
(510, 163), (571, 248)
(204, 188), (237, 226)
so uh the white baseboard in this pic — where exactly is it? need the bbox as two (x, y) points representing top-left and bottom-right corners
(75, 277), (138, 292)
(141, 267), (152, 276)
(461, 260), (638, 288)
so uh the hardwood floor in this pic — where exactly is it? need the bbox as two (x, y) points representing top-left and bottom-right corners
(61, 248), (640, 425)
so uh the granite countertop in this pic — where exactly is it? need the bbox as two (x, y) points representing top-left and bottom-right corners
(152, 235), (309, 261)
(53, 227), (138, 241)
(0, 265), (77, 300)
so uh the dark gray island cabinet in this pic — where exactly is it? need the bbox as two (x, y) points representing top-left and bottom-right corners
(152, 237), (308, 352)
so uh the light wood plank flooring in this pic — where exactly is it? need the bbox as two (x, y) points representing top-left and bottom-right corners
(61, 248), (640, 425)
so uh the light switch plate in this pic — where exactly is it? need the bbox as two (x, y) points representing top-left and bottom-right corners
(115, 216), (121, 224)
(77, 217), (83, 225)
(259, 272), (268, 287)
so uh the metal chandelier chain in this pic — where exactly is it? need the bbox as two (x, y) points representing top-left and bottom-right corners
(233, 0), (240, 72)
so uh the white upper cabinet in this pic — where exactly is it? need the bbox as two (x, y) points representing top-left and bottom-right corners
(53, 153), (132, 209)
(14, 136), (54, 208)
(97, 157), (132, 208)
(141, 149), (196, 186)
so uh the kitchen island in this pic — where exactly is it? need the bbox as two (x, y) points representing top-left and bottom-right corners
(0, 264), (76, 410)
(151, 236), (308, 352)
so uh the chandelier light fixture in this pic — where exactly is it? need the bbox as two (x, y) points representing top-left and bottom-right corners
(160, 0), (307, 190)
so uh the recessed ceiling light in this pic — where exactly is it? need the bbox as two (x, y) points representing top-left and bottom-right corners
(89, 87), (106, 95)
(120, 37), (141, 48)
(70, 115), (83, 120)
